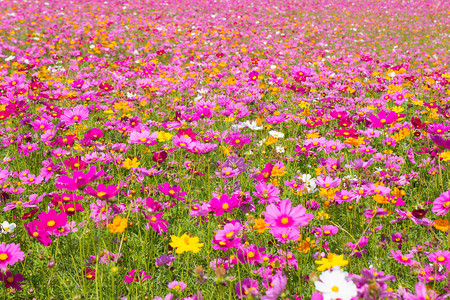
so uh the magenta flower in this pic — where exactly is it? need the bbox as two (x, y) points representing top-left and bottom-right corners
(402, 282), (439, 300)
(0, 243), (25, 271)
(254, 182), (280, 204)
(0, 271), (25, 291)
(24, 220), (52, 246)
(261, 273), (287, 300)
(84, 183), (120, 200)
(61, 105), (89, 125)
(314, 225), (339, 237)
(345, 158), (374, 169)
(158, 182), (187, 201)
(212, 221), (243, 251)
(144, 212), (169, 234)
(124, 269), (152, 283)
(55, 165), (105, 191)
(168, 280), (187, 291)
(209, 194), (239, 216)
(390, 249), (416, 266)
(432, 189), (450, 216)
(235, 278), (259, 299)
(264, 199), (313, 234)
(368, 110), (398, 128)
(430, 135), (450, 150)
(316, 175), (341, 189)
(128, 130), (158, 146)
(428, 250), (450, 267)
(256, 163), (273, 182)
(237, 244), (265, 265)
(36, 209), (67, 234)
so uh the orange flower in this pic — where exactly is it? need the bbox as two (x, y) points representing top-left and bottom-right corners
(253, 218), (270, 233)
(108, 216), (128, 234)
(434, 219), (450, 232)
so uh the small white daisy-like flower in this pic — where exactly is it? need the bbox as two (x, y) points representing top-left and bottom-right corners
(269, 130), (284, 139)
(1, 221), (16, 234)
(275, 145), (285, 153)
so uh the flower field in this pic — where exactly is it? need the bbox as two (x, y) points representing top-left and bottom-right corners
(1, 0), (450, 299)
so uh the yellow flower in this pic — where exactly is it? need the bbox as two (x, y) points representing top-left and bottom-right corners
(113, 101), (129, 110)
(271, 165), (286, 177)
(315, 253), (348, 271)
(108, 216), (128, 234)
(265, 136), (278, 146)
(253, 218), (270, 233)
(170, 234), (204, 254)
(122, 157), (140, 169)
(439, 151), (450, 161)
(157, 131), (173, 142)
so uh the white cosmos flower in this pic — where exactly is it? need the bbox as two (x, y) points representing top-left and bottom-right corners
(269, 130), (284, 138)
(1, 221), (16, 234)
(275, 145), (285, 153)
(314, 267), (357, 300)
(300, 174), (317, 193)
(245, 120), (263, 130)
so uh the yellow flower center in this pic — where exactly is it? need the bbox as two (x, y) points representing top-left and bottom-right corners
(151, 217), (157, 222)
(332, 286), (339, 292)
(247, 252), (255, 258)
(47, 220), (56, 227)
(169, 190), (175, 195)
(281, 217), (289, 225)
(0, 253), (8, 261)
(222, 203), (229, 210)
(401, 256), (409, 261)
(33, 232), (39, 237)
(225, 232), (233, 238)
(324, 230), (331, 235)
(6, 277), (13, 283)
(380, 118), (386, 123)
(97, 192), (106, 197)
(437, 256), (446, 262)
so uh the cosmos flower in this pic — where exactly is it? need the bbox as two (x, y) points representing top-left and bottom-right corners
(0, 243), (25, 271)
(315, 267), (357, 300)
(169, 234), (203, 254)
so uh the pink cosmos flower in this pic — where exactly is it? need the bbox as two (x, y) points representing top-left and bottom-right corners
(124, 269), (152, 283)
(55, 165), (105, 191)
(61, 105), (89, 125)
(144, 212), (169, 234)
(209, 194), (239, 216)
(314, 225), (339, 237)
(264, 199), (313, 234)
(158, 182), (187, 201)
(128, 130), (158, 146)
(235, 278), (259, 299)
(368, 110), (398, 128)
(316, 175), (341, 189)
(0, 243), (25, 271)
(168, 280), (187, 291)
(402, 282), (439, 300)
(237, 244), (265, 265)
(212, 221), (243, 251)
(254, 182), (280, 204)
(24, 220), (52, 246)
(390, 249), (416, 266)
(84, 183), (120, 200)
(432, 189), (450, 216)
(261, 273), (287, 300)
(36, 209), (68, 234)
(428, 250), (450, 267)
